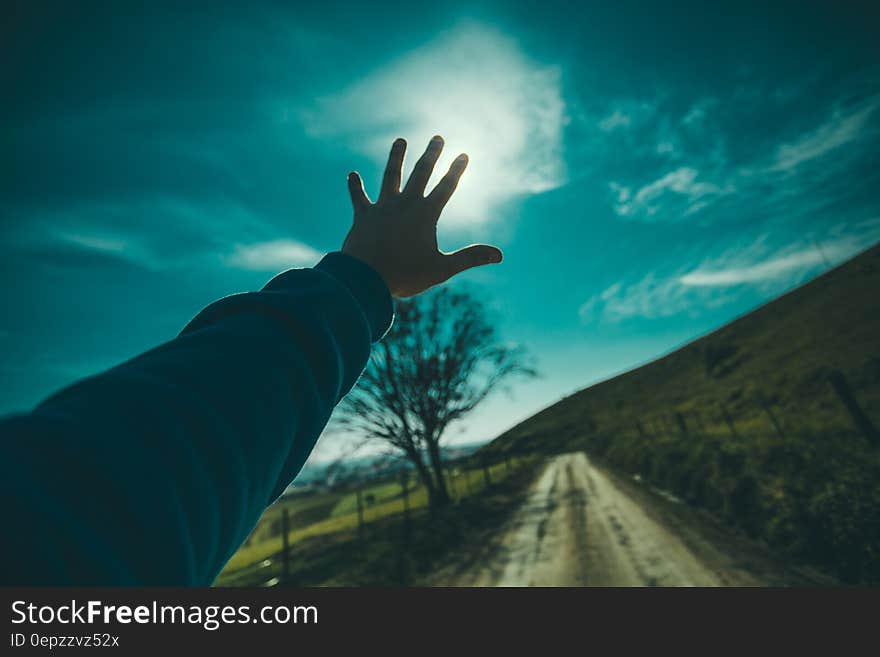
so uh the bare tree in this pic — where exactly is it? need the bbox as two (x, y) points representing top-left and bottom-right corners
(335, 288), (535, 511)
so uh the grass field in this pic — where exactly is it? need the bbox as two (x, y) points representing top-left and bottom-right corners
(218, 459), (520, 580)
(218, 454), (545, 586)
(329, 481), (404, 517)
(483, 242), (880, 584)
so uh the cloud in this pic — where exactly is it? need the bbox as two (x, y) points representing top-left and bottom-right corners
(771, 102), (877, 172)
(56, 232), (132, 257)
(596, 90), (878, 224)
(634, 168), (716, 203)
(299, 22), (567, 228)
(3, 193), (334, 279)
(598, 109), (631, 131)
(225, 239), (322, 271)
(680, 231), (879, 287)
(681, 98), (717, 126)
(612, 167), (733, 218)
(588, 95), (731, 220)
(1, 222), (160, 271)
(579, 227), (880, 324)
(680, 248), (830, 286)
(579, 271), (726, 323)
(608, 182), (631, 203)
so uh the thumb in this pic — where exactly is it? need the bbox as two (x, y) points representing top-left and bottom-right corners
(444, 244), (503, 279)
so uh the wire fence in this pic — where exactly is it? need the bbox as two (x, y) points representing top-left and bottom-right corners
(224, 449), (536, 586)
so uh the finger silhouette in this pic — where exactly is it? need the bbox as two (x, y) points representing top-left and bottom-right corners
(347, 171), (371, 214)
(443, 244), (503, 280)
(380, 138), (406, 201)
(404, 135), (444, 197)
(429, 154), (468, 211)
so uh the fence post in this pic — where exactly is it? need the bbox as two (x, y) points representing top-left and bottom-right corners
(281, 507), (290, 584)
(828, 370), (879, 446)
(720, 403), (739, 439)
(356, 485), (364, 540)
(692, 410), (708, 434)
(635, 420), (647, 438)
(446, 465), (457, 501)
(758, 395), (786, 439)
(400, 469), (410, 534)
(397, 469), (411, 586)
(675, 412), (689, 437)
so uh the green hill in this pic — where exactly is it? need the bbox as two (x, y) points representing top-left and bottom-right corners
(488, 242), (880, 584)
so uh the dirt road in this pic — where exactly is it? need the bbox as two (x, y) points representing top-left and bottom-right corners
(439, 452), (828, 586)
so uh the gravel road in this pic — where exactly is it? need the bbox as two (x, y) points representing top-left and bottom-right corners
(440, 452), (829, 586)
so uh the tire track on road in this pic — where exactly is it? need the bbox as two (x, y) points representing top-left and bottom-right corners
(448, 452), (740, 586)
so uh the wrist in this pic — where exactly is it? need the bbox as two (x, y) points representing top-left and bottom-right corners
(341, 244), (395, 296)
(313, 251), (394, 342)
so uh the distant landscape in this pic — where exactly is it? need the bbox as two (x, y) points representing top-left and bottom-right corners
(219, 242), (880, 586)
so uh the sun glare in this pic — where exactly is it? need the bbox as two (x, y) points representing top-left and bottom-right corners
(302, 22), (567, 230)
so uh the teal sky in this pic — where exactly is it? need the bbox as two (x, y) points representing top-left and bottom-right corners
(2, 1), (879, 462)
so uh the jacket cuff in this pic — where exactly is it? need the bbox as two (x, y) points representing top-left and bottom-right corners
(312, 252), (394, 342)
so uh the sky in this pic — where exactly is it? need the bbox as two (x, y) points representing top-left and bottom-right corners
(2, 0), (879, 463)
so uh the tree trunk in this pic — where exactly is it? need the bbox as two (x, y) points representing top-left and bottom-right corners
(426, 440), (451, 510)
(406, 448), (438, 509)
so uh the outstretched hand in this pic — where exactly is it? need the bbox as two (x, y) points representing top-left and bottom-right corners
(341, 136), (503, 298)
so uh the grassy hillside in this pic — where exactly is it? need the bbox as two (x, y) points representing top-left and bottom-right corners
(487, 243), (880, 583)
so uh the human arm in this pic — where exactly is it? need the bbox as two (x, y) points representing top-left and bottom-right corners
(0, 136), (500, 585)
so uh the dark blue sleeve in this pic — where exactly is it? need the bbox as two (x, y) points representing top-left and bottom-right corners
(0, 252), (393, 585)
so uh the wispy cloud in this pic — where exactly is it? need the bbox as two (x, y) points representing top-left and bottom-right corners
(771, 102), (877, 172)
(580, 227), (880, 324)
(598, 109), (632, 131)
(55, 232), (132, 257)
(12, 226), (159, 270)
(596, 91), (878, 223)
(681, 98), (717, 126)
(612, 167), (733, 219)
(680, 230), (878, 287)
(579, 270), (729, 323)
(225, 239), (322, 271)
(597, 95), (734, 220)
(4, 197), (316, 274)
(299, 21), (567, 228)
(682, 246), (831, 286)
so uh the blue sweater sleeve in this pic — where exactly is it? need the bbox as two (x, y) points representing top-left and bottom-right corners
(0, 252), (393, 585)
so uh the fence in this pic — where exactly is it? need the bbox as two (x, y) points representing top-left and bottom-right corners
(520, 368), (880, 583)
(600, 369), (877, 449)
(231, 448), (537, 587)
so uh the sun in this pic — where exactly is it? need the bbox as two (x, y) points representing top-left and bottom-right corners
(303, 22), (567, 230)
